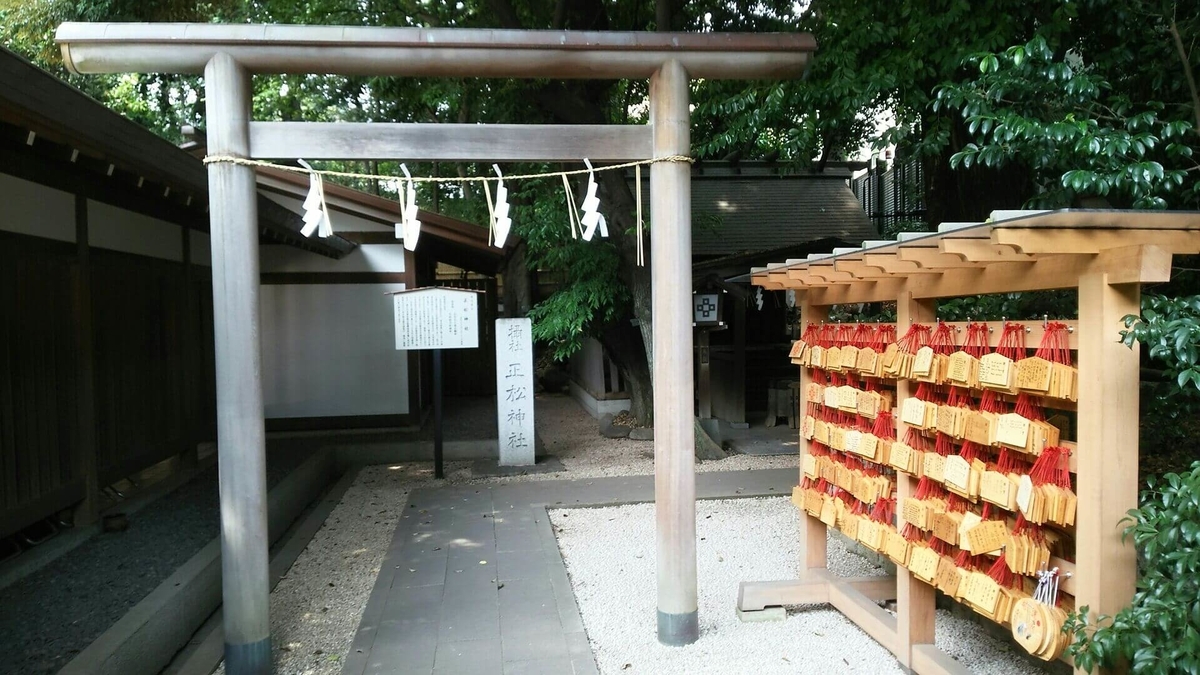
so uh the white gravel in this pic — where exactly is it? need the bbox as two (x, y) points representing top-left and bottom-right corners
(550, 497), (1049, 675)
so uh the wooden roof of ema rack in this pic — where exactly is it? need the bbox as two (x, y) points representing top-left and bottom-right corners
(746, 209), (1200, 304)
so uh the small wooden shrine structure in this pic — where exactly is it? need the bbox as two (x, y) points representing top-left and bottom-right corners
(740, 209), (1200, 675)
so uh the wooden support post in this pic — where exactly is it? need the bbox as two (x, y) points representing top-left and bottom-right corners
(732, 296), (747, 425)
(179, 225), (198, 473)
(895, 288), (936, 668)
(1074, 263), (1141, 675)
(797, 293), (828, 570)
(651, 58), (698, 646)
(205, 52), (271, 675)
(72, 194), (100, 527)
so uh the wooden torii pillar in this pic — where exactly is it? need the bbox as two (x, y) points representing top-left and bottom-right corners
(56, 24), (814, 673)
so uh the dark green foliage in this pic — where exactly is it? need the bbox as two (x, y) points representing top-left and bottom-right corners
(1066, 463), (1200, 674)
(1123, 295), (1200, 392)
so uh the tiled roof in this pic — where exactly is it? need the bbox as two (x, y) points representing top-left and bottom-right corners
(689, 175), (875, 257)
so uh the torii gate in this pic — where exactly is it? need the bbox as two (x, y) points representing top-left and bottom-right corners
(56, 24), (814, 673)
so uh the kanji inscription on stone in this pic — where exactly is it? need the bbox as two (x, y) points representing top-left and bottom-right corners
(496, 318), (535, 466)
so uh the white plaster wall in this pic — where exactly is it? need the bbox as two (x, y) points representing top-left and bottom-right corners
(88, 199), (183, 261)
(261, 282), (409, 418)
(569, 337), (609, 398)
(0, 173), (75, 243)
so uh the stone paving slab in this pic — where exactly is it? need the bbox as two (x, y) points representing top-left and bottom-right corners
(341, 468), (795, 675)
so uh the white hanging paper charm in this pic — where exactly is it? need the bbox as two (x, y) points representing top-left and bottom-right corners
(398, 164), (422, 252)
(297, 159), (332, 238)
(491, 164), (511, 248)
(579, 159), (607, 241)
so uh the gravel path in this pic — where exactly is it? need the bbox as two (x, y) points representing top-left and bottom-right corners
(551, 498), (1050, 675)
(0, 444), (315, 675)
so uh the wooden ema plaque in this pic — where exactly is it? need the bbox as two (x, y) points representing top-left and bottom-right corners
(978, 353), (1015, 390)
(963, 572), (1002, 617)
(909, 545), (941, 583)
(885, 528), (911, 566)
(902, 497), (928, 530)
(911, 346), (936, 378)
(922, 452), (946, 483)
(819, 496), (837, 526)
(837, 385), (860, 411)
(942, 455), (972, 495)
(1016, 356), (1053, 393)
(947, 351), (977, 386)
(857, 519), (882, 551)
(802, 453), (818, 479)
(964, 411), (997, 446)
(789, 339), (807, 361)
(995, 413), (1031, 449)
(826, 347), (843, 371)
(889, 441), (915, 475)
(801, 415), (816, 440)
(841, 345), (860, 370)
(809, 345), (825, 369)
(980, 470), (1017, 510)
(856, 434), (881, 462)
(931, 512), (960, 546)
(935, 555), (962, 596)
(965, 519), (1007, 555)
(856, 347), (878, 374)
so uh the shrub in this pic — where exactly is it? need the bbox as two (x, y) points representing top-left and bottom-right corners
(1065, 462), (1200, 674)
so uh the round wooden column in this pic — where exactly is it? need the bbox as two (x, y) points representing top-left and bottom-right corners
(204, 52), (272, 675)
(650, 58), (699, 646)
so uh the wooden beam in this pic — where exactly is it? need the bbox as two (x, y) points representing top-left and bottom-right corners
(249, 122), (654, 161)
(898, 247), (986, 270)
(911, 645), (973, 675)
(994, 227), (1200, 254)
(939, 239), (1034, 263)
(57, 23), (814, 80)
(736, 573), (898, 611)
(828, 581), (901, 658)
(895, 289), (937, 669)
(1074, 263), (1141, 675)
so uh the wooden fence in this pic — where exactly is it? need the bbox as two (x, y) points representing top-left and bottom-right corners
(0, 231), (215, 538)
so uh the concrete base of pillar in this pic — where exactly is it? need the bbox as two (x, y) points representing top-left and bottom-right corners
(657, 609), (699, 646)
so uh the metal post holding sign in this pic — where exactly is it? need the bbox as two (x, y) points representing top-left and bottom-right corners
(432, 348), (444, 478)
(390, 287), (481, 479)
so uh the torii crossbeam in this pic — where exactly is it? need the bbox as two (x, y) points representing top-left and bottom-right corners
(56, 23), (815, 674)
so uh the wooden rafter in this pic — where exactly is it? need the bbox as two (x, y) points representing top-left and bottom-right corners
(897, 248), (986, 270)
(939, 238), (1034, 263)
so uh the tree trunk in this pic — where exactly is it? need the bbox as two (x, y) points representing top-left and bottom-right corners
(598, 316), (654, 425)
(502, 239), (533, 317)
